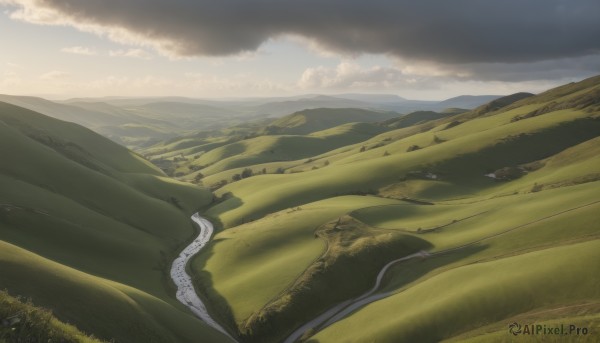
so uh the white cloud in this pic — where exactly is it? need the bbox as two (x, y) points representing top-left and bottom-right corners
(0, 70), (22, 87)
(298, 61), (414, 90)
(109, 48), (153, 60)
(39, 70), (69, 80)
(295, 60), (581, 99)
(61, 46), (97, 56)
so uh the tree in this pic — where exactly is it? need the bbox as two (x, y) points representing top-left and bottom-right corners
(241, 168), (253, 178)
(210, 180), (228, 191)
(232, 174), (242, 181)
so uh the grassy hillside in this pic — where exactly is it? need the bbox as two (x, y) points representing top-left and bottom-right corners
(188, 122), (389, 177)
(186, 75), (600, 342)
(314, 239), (600, 342)
(141, 108), (457, 186)
(0, 102), (230, 342)
(261, 108), (398, 135)
(0, 95), (257, 149)
(248, 96), (372, 117)
(0, 95), (180, 148)
(0, 290), (104, 343)
(3, 76), (598, 343)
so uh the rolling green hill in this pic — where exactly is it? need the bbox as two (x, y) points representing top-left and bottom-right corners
(139, 108), (405, 182)
(0, 102), (230, 342)
(140, 108), (456, 185)
(3, 76), (599, 343)
(260, 108), (398, 135)
(185, 75), (600, 342)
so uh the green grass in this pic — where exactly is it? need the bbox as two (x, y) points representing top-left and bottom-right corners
(3, 76), (600, 343)
(190, 76), (600, 342)
(193, 196), (401, 325)
(0, 241), (229, 343)
(207, 103), (597, 228)
(187, 122), (388, 176)
(445, 304), (600, 343)
(0, 102), (229, 342)
(0, 290), (104, 343)
(312, 239), (600, 343)
(261, 108), (397, 135)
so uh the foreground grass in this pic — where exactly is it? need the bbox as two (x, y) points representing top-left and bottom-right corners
(0, 290), (104, 343)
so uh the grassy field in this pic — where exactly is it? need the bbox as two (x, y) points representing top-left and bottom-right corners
(193, 196), (401, 323)
(312, 239), (600, 342)
(2, 76), (599, 342)
(186, 76), (600, 342)
(0, 102), (230, 342)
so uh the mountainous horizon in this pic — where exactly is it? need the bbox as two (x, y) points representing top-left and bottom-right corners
(0, 92), (504, 150)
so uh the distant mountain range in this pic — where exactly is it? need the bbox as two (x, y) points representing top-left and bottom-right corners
(0, 93), (502, 149)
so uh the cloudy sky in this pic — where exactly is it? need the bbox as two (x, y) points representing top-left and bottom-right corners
(1, 0), (599, 100)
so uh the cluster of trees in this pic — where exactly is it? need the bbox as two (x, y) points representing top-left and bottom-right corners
(232, 168), (254, 181)
(230, 167), (288, 181)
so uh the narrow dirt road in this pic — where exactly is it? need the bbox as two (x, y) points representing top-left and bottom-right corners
(284, 251), (429, 343)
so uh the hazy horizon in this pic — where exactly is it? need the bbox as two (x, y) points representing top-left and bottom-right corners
(0, 91), (511, 103)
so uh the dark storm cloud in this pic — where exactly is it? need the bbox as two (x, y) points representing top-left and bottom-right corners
(6, 0), (600, 63)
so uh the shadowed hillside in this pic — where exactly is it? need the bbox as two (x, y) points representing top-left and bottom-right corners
(0, 102), (230, 343)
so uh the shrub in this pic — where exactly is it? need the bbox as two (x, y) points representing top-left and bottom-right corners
(241, 168), (253, 178)
(494, 166), (524, 181)
(210, 180), (228, 191)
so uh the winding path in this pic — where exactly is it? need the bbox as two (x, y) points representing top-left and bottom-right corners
(284, 200), (600, 342)
(170, 213), (237, 342)
(283, 250), (429, 343)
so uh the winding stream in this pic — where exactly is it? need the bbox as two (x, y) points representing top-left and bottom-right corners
(170, 213), (237, 341)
